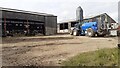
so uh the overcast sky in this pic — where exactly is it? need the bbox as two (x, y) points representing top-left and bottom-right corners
(0, 0), (119, 23)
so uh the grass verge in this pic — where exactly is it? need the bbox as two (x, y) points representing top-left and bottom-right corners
(62, 48), (118, 66)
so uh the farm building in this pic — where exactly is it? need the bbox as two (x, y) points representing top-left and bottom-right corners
(57, 20), (78, 33)
(57, 13), (117, 33)
(0, 7), (57, 36)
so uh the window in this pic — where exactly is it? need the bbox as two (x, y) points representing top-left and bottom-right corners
(64, 23), (68, 29)
(60, 24), (64, 30)
(71, 22), (77, 27)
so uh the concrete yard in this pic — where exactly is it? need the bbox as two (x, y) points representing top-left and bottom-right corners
(2, 34), (118, 66)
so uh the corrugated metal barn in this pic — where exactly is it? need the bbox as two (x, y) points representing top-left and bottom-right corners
(0, 7), (57, 36)
(57, 13), (117, 33)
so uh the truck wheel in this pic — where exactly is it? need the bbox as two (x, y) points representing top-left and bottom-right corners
(86, 28), (95, 37)
(73, 29), (79, 36)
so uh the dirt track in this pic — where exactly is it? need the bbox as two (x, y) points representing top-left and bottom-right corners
(2, 34), (118, 66)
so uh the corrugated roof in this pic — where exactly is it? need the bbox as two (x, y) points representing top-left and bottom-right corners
(84, 13), (116, 23)
(59, 13), (116, 23)
(0, 7), (55, 16)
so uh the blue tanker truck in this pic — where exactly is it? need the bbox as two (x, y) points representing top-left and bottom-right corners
(71, 21), (107, 37)
(70, 20), (117, 37)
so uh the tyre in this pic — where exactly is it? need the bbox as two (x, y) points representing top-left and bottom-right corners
(86, 28), (95, 37)
(97, 32), (106, 37)
(73, 29), (79, 36)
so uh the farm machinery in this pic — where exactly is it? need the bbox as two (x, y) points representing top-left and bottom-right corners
(70, 6), (117, 37)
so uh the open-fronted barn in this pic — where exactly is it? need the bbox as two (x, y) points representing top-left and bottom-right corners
(0, 7), (57, 36)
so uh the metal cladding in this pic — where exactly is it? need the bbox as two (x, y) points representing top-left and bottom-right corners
(0, 7), (57, 36)
(76, 6), (83, 22)
(45, 16), (57, 35)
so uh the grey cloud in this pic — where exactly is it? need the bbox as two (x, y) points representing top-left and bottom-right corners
(0, 0), (119, 22)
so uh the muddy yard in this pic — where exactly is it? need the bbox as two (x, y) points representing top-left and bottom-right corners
(2, 34), (118, 66)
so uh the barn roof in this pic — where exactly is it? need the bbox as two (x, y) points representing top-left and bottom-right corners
(0, 7), (56, 16)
